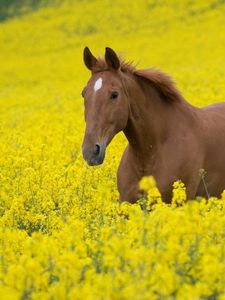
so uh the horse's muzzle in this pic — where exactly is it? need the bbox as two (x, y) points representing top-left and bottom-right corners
(82, 143), (106, 166)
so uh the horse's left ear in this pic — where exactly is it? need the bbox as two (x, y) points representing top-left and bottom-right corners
(83, 47), (98, 71)
(105, 47), (120, 70)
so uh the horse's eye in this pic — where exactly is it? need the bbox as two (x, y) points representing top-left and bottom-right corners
(110, 91), (119, 100)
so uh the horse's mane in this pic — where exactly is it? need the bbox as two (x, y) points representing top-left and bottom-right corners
(92, 58), (183, 103)
(134, 68), (183, 103)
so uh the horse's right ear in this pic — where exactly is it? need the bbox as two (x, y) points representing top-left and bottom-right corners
(83, 47), (98, 71)
(105, 47), (120, 70)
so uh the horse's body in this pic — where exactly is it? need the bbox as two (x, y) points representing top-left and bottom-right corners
(82, 47), (225, 203)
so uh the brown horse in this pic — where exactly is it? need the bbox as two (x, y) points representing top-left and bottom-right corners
(82, 47), (225, 203)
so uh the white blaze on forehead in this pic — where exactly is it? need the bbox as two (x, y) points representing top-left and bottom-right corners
(94, 77), (103, 92)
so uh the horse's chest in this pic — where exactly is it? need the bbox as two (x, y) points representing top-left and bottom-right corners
(137, 152), (158, 177)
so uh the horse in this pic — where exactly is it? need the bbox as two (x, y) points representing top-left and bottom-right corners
(81, 47), (225, 203)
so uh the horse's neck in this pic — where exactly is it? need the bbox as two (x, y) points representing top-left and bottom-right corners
(123, 73), (190, 154)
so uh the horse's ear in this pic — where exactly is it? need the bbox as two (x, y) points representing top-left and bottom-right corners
(105, 47), (120, 70)
(83, 47), (98, 71)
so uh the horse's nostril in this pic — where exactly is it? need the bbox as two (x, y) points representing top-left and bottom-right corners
(94, 144), (101, 156)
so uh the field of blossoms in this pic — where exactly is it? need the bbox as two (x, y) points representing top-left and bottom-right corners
(1, 0), (225, 299)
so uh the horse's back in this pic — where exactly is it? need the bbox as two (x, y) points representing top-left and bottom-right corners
(202, 101), (225, 113)
(201, 101), (225, 127)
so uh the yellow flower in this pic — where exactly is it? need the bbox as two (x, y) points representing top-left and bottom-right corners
(172, 180), (187, 206)
(1, 1), (225, 298)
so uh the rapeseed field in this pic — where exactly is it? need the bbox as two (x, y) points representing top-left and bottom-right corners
(1, 1), (225, 299)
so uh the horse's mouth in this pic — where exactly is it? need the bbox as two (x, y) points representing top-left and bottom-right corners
(85, 154), (105, 166)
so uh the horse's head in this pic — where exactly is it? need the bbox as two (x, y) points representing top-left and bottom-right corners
(82, 47), (129, 166)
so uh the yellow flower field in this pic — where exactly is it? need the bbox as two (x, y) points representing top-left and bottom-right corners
(1, 1), (225, 299)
